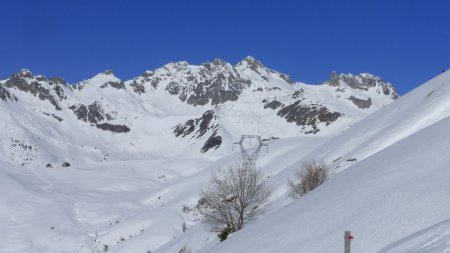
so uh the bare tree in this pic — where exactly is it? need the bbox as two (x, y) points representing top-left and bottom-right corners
(199, 163), (271, 233)
(288, 160), (329, 198)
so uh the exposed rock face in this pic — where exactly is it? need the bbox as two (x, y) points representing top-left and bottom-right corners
(174, 118), (195, 138)
(100, 81), (125, 89)
(4, 70), (63, 110)
(166, 82), (181, 95)
(173, 110), (222, 151)
(201, 131), (222, 153)
(174, 110), (218, 138)
(70, 104), (88, 122)
(348, 96), (372, 109)
(95, 123), (130, 133)
(264, 100), (283, 110)
(277, 101), (342, 134)
(181, 61), (248, 106)
(87, 102), (106, 123)
(0, 84), (17, 102)
(41, 112), (63, 122)
(129, 81), (146, 94)
(69, 101), (112, 124)
(325, 72), (399, 99)
(138, 59), (251, 106)
(48, 77), (70, 100)
(238, 56), (295, 85)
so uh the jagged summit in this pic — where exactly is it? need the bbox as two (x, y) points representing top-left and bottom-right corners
(325, 71), (399, 99)
(18, 69), (34, 78)
(101, 69), (115, 76)
(237, 55), (265, 69)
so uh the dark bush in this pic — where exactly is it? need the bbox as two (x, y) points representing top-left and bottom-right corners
(218, 227), (232, 241)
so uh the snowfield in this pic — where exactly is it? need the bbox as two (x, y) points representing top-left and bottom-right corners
(0, 61), (448, 252)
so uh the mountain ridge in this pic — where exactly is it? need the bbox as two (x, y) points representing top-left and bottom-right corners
(0, 56), (398, 165)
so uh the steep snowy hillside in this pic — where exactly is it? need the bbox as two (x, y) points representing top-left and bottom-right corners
(200, 115), (450, 253)
(183, 71), (450, 253)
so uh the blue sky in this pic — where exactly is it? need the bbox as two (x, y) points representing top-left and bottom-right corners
(0, 0), (449, 94)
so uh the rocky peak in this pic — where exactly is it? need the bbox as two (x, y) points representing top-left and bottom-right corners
(102, 70), (114, 76)
(203, 58), (233, 72)
(238, 56), (265, 69)
(163, 61), (190, 73)
(235, 56), (295, 85)
(325, 72), (399, 99)
(48, 77), (68, 86)
(211, 58), (227, 66)
(18, 69), (34, 79)
(3, 70), (63, 109)
(75, 70), (122, 90)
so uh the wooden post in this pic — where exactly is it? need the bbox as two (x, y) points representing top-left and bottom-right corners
(344, 231), (352, 253)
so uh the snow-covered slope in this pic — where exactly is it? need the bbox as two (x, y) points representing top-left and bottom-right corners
(200, 116), (450, 253)
(120, 71), (450, 253)
(1, 57), (420, 253)
(186, 71), (450, 253)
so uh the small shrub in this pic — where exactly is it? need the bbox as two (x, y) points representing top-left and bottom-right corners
(46, 163), (53, 168)
(218, 227), (232, 241)
(199, 163), (271, 232)
(288, 160), (329, 198)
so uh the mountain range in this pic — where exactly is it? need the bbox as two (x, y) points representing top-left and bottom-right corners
(0, 56), (398, 165)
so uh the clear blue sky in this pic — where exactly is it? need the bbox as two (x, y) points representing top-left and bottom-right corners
(0, 0), (449, 94)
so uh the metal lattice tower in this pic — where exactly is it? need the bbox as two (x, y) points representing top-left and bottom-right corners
(233, 135), (268, 168)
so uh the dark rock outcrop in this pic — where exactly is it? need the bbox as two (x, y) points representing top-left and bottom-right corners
(201, 131), (222, 152)
(100, 81), (125, 89)
(348, 96), (372, 109)
(4, 70), (62, 109)
(69, 101), (112, 124)
(173, 110), (222, 152)
(129, 81), (146, 94)
(277, 101), (342, 134)
(95, 123), (130, 133)
(264, 100), (283, 110)
(0, 84), (18, 102)
(173, 110), (217, 138)
(166, 82), (181, 95)
(183, 72), (245, 106)
(326, 73), (399, 99)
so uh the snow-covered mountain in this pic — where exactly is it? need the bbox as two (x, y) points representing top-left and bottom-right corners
(0, 56), (397, 166)
(2, 68), (450, 253)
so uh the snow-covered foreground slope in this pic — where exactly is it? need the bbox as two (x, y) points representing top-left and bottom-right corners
(149, 71), (450, 253)
(200, 114), (450, 253)
(0, 136), (329, 253)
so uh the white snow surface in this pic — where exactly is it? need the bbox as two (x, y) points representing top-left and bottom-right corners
(6, 59), (450, 253)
